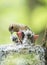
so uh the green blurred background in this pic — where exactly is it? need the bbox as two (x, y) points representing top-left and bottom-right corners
(0, 0), (47, 44)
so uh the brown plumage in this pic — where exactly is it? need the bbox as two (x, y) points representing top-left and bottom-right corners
(9, 24), (30, 33)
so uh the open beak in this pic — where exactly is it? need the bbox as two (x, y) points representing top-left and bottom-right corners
(33, 35), (39, 40)
(16, 32), (22, 39)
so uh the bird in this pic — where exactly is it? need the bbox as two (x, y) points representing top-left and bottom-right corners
(9, 23), (39, 44)
(9, 24), (30, 34)
(8, 23), (31, 43)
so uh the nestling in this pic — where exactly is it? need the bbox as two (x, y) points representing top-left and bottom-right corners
(9, 24), (39, 44)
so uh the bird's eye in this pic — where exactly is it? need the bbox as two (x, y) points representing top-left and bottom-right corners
(9, 25), (14, 33)
(11, 26), (13, 29)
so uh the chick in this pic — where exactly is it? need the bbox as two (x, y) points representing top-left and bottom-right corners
(8, 24), (31, 43)
(9, 24), (39, 44)
(9, 24), (30, 34)
(11, 34), (18, 43)
(17, 29), (39, 45)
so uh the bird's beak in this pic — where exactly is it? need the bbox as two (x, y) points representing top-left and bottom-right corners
(17, 32), (22, 38)
(16, 31), (23, 41)
(11, 31), (13, 34)
(33, 35), (39, 40)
